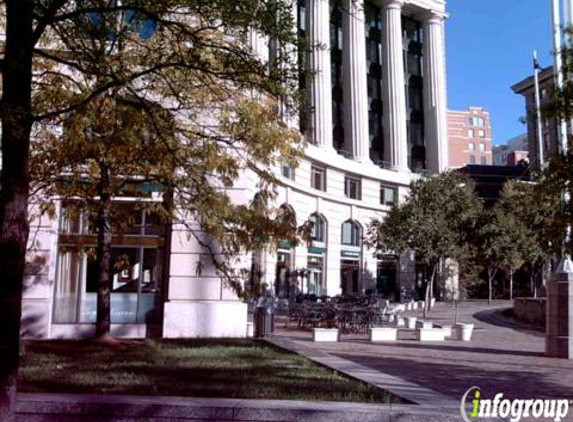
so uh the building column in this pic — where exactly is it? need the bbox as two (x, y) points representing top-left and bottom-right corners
(281, 0), (301, 129)
(381, 0), (409, 171)
(307, 0), (334, 149)
(342, 0), (370, 162)
(422, 11), (448, 173)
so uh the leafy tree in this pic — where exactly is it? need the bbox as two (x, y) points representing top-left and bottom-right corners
(471, 191), (542, 304)
(32, 93), (304, 339)
(0, 1), (304, 419)
(367, 173), (482, 317)
(495, 181), (560, 297)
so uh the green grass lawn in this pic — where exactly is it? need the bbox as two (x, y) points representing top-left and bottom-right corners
(18, 339), (404, 403)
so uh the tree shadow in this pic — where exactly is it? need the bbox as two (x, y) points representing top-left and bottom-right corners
(473, 308), (544, 337)
(333, 353), (573, 400)
(353, 341), (543, 358)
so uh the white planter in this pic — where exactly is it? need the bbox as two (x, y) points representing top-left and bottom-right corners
(313, 328), (339, 342)
(415, 320), (433, 329)
(430, 298), (436, 309)
(417, 328), (446, 341)
(395, 316), (405, 327)
(246, 322), (254, 338)
(405, 316), (417, 329)
(454, 323), (474, 341)
(369, 327), (398, 341)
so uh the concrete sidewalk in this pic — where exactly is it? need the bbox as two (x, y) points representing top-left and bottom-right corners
(273, 300), (573, 421)
(16, 391), (482, 422)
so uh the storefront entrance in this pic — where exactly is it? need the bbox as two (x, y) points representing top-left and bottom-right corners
(340, 259), (360, 295)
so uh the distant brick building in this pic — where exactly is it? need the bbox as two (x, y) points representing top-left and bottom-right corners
(448, 107), (493, 168)
(507, 150), (529, 166)
(511, 66), (559, 171)
(493, 133), (529, 166)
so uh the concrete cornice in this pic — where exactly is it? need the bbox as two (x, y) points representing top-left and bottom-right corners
(376, 0), (406, 9)
(417, 9), (449, 22)
(511, 66), (554, 94)
(373, 0), (447, 17)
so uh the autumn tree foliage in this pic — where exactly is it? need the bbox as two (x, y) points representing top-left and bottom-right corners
(1, 1), (305, 419)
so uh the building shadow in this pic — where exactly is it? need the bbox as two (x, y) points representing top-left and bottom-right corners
(332, 352), (573, 400)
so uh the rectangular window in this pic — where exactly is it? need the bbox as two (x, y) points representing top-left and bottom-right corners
(469, 142), (475, 151)
(281, 164), (295, 180)
(380, 185), (397, 206)
(344, 176), (361, 200)
(311, 166), (326, 191)
(469, 155), (476, 164)
(479, 143), (485, 152)
(307, 255), (326, 296)
(479, 129), (485, 138)
(54, 204), (165, 324)
(480, 156), (487, 165)
(468, 129), (474, 138)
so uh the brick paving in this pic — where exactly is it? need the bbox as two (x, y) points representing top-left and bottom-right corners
(274, 301), (573, 402)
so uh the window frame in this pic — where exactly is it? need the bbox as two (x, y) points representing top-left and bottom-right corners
(311, 165), (326, 191)
(309, 213), (327, 243)
(344, 176), (362, 200)
(281, 164), (295, 180)
(341, 220), (362, 246)
(380, 185), (398, 207)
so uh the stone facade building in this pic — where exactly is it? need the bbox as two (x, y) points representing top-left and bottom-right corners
(21, 0), (449, 339)
(493, 134), (529, 166)
(511, 66), (559, 171)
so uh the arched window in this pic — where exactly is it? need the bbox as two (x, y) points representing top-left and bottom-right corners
(309, 213), (327, 243)
(341, 220), (362, 246)
(277, 204), (297, 249)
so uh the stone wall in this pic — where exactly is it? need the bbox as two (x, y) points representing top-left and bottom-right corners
(513, 298), (546, 326)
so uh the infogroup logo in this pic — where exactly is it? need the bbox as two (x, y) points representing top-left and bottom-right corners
(460, 386), (570, 422)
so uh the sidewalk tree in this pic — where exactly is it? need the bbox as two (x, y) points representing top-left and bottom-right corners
(0, 1), (305, 420)
(471, 198), (539, 303)
(495, 181), (559, 297)
(367, 173), (482, 317)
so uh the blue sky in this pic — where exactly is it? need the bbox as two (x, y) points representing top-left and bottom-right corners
(446, 0), (554, 145)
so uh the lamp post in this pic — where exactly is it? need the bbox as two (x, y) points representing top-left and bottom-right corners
(546, 0), (573, 359)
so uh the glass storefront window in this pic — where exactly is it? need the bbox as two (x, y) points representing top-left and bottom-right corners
(307, 255), (326, 296)
(54, 203), (165, 324)
(275, 251), (293, 299)
(310, 213), (326, 242)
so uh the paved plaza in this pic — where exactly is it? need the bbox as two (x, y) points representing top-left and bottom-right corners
(274, 301), (573, 403)
(15, 301), (573, 421)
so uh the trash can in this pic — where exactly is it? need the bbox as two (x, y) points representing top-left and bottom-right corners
(254, 305), (274, 338)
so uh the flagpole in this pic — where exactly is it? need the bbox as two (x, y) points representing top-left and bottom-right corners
(551, 0), (573, 271)
(552, 0), (569, 154)
(534, 51), (545, 169)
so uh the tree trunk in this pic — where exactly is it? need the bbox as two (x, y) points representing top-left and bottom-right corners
(509, 269), (514, 301)
(95, 164), (113, 339)
(487, 268), (496, 306)
(424, 263), (438, 319)
(0, 2), (35, 421)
